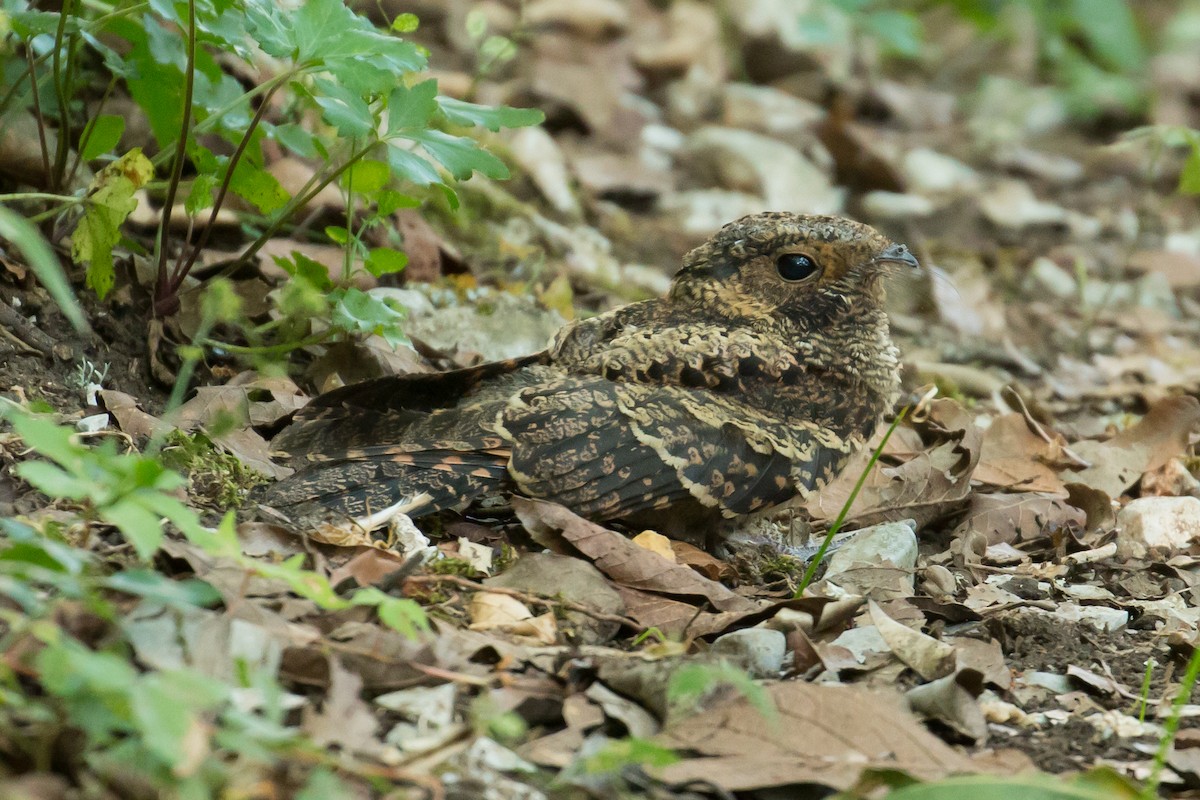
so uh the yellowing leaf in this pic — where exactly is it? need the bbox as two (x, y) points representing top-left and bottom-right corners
(72, 148), (153, 299)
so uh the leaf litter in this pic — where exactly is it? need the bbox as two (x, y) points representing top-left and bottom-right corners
(4, 2), (1200, 798)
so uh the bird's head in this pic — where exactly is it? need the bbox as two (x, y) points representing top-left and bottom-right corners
(671, 213), (919, 324)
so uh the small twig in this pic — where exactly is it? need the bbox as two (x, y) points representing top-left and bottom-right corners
(1001, 386), (1091, 468)
(0, 296), (56, 355)
(405, 573), (643, 631)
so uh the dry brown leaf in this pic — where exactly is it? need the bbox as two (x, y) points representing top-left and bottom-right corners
(952, 491), (1085, 545)
(1063, 396), (1200, 497)
(807, 399), (982, 529)
(905, 669), (988, 742)
(869, 599), (956, 680)
(328, 547), (410, 588)
(99, 389), (175, 439)
(514, 499), (760, 614)
(973, 413), (1068, 494)
(654, 681), (981, 792)
(301, 657), (381, 754)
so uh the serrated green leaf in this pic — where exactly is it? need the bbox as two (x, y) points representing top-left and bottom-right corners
(331, 287), (407, 346)
(313, 77), (375, 137)
(80, 115), (126, 161)
(387, 79), (438, 133)
(438, 97), (544, 132)
(406, 129), (509, 180)
(104, 571), (222, 608)
(10, 413), (85, 468)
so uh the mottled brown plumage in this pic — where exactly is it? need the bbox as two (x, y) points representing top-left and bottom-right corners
(256, 213), (918, 540)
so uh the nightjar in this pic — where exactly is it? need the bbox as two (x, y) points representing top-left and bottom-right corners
(256, 213), (919, 543)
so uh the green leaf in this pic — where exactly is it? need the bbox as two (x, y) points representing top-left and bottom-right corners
(313, 77), (375, 138)
(864, 10), (923, 59)
(387, 79), (438, 133)
(101, 498), (166, 560)
(130, 677), (203, 769)
(331, 287), (407, 346)
(268, 122), (320, 158)
(227, 161), (290, 214)
(405, 129), (509, 180)
(15, 461), (92, 501)
(438, 97), (545, 131)
(72, 149), (154, 299)
(276, 251), (335, 292)
(1068, 0), (1144, 73)
(186, 172), (218, 216)
(104, 571), (222, 608)
(386, 146), (443, 186)
(9, 413), (85, 469)
(0, 208), (89, 332)
(376, 190), (420, 216)
(342, 159), (391, 195)
(365, 247), (408, 277)
(324, 225), (350, 245)
(392, 13), (419, 33)
(80, 115), (126, 161)
(1179, 143), (1200, 195)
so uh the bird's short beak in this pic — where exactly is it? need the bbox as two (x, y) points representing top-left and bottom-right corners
(874, 243), (920, 270)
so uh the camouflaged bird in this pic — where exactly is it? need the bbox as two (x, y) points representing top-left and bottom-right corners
(257, 213), (919, 543)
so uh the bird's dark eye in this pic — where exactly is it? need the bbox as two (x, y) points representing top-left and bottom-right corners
(776, 253), (819, 282)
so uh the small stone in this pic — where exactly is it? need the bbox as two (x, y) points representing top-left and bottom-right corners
(721, 83), (825, 135)
(1050, 603), (1129, 633)
(509, 126), (581, 218)
(993, 147), (1084, 185)
(902, 148), (980, 195)
(404, 291), (565, 363)
(827, 520), (919, 577)
(679, 126), (842, 215)
(1116, 496), (1200, 559)
(633, 0), (723, 78)
(658, 189), (769, 237)
(978, 180), (1069, 230)
(76, 413), (110, 433)
(524, 0), (627, 38)
(861, 191), (936, 221)
(710, 628), (787, 678)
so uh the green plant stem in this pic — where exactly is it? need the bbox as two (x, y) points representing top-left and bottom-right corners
(795, 405), (910, 596)
(234, 141), (375, 268)
(1142, 648), (1200, 798)
(153, 0), (198, 317)
(199, 331), (330, 356)
(24, 45), (52, 187)
(50, 0), (74, 192)
(168, 79), (285, 293)
(1137, 658), (1156, 723)
(65, 75), (118, 187)
(147, 71), (293, 172)
(0, 192), (82, 204)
